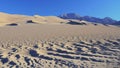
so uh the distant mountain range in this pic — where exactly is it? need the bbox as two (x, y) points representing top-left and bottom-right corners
(112, 21), (120, 25)
(58, 13), (119, 25)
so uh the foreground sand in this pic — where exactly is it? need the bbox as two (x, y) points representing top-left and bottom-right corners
(0, 12), (120, 68)
(0, 23), (120, 68)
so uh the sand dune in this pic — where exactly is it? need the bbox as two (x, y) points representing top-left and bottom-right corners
(0, 12), (120, 68)
(0, 12), (69, 26)
(0, 12), (31, 23)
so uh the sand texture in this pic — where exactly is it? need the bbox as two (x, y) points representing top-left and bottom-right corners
(0, 12), (120, 68)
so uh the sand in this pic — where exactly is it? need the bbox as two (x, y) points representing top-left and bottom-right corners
(0, 12), (120, 68)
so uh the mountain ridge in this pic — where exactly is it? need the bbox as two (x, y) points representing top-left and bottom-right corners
(58, 13), (119, 25)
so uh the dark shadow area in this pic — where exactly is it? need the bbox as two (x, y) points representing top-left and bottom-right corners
(39, 55), (53, 60)
(90, 58), (104, 62)
(29, 49), (53, 60)
(26, 20), (37, 24)
(56, 49), (75, 54)
(9, 61), (16, 66)
(81, 53), (94, 57)
(67, 20), (87, 25)
(7, 23), (18, 26)
(117, 39), (120, 42)
(33, 45), (39, 49)
(46, 48), (54, 51)
(93, 23), (98, 26)
(29, 50), (39, 57)
(24, 57), (31, 65)
(47, 52), (74, 59)
(54, 58), (78, 67)
(81, 57), (89, 61)
(15, 54), (20, 59)
(12, 48), (17, 52)
(0, 55), (3, 59)
(107, 40), (120, 45)
(1, 58), (9, 64)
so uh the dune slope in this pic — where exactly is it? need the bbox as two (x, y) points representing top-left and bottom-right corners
(0, 24), (120, 68)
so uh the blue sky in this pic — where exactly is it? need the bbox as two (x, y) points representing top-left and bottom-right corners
(0, 0), (120, 20)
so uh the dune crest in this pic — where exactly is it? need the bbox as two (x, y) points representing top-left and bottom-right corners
(0, 12), (69, 26)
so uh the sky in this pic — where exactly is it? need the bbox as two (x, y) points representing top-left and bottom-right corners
(0, 0), (120, 20)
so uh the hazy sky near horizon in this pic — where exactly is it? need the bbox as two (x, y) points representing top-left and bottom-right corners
(0, 0), (120, 20)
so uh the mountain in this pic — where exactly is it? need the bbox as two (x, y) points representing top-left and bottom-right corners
(112, 21), (120, 25)
(59, 13), (81, 19)
(59, 13), (117, 24)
